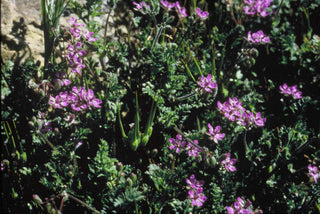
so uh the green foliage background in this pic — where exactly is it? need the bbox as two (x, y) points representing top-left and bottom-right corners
(1, 0), (320, 213)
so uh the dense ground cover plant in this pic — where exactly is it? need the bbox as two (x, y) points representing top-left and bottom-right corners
(1, 0), (320, 213)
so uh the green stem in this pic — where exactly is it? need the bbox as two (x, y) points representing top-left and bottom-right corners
(117, 101), (128, 139)
(174, 91), (198, 102)
(173, 127), (202, 150)
(151, 25), (164, 51)
(37, 131), (58, 152)
(181, 59), (196, 82)
(67, 193), (101, 214)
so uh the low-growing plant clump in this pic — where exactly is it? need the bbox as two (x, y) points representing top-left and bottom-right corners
(1, 0), (319, 213)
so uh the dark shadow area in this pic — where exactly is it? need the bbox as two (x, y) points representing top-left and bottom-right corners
(1, 17), (32, 67)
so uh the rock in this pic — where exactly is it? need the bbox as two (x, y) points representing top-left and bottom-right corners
(1, 0), (124, 67)
(1, 0), (44, 66)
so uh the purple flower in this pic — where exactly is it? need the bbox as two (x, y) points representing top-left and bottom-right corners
(76, 141), (83, 149)
(67, 42), (86, 74)
(169, 134), (186, 153)
(186, 140), (201, 157)
(85, 31), (98, 42)
(186, 174), (207, 207)
(49, 87), (102, 112)
(160, 0), (176, 10)
(280, 83), (302, 99)
(243, 0), (273, 17)
(198, 74), (217, 93)
(221, 153), (236, 172)
(54, 71), (71, 87)
(217, 97), (266, 127)
(247, 30), (270, 44)
(49, 91), (70, 109)
(133, 1), (150, 11)
(186, 174), (204, 189)
(308, 164), (319, 183)
(175, 1), (188, 17)
(40, 121), (52, 132)
(67, 17), (85, 28)
(188, 188), (207, 207)
(226, 197), (263, 214)
(196, 8), (209, 19)
(207, 123), (225, 144)
(67, 17), (85, 38)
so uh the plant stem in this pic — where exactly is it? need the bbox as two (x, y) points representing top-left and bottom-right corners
(243, 130), (249, 155)
(37, 131), (58, 152)
(67, 193), (101, 214)
(173, 127), (202, 150)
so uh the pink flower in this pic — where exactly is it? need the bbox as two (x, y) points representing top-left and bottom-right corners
(133, 1), (150, 11)
(175, 1), (188, 17)
(221, 153), (237, 172)
(67, 17), (85, 28)
(247, 30), (270, 44)
(188, 188), (207, 207)
(186, 174), (204, 189)
(196, 8), (209, 19)
(207, 123), (225, 144)
(186, 140), (201, 157)
(169, 134), (186, 153)
(226, 197), (263, 214)
(49, 87), (102, 112)
(160, 0), (176, 10)
(243, 0), (273, 17)
(85, 31), (98, 42)
(280, 83), (303, 99)
(217, 97), (266, 127)
(198, 74), (217, 93)
(308, 164), (319, 183)
(186, 174), (207, 207)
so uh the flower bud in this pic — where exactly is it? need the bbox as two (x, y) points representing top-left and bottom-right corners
(168, 153), (174, 160)
(152, 148), (158, 157)
(131, 173), (137, 182)
(116, 162), (123, 171)
(249, 48), (259, 58)
(33, 194), (42, 204)
(126, 178), (133, 186)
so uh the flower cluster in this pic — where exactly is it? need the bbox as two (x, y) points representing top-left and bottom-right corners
(221, 153), (237, 172)
(53, 70), (71, 87)
(217, 97), (266, 127)
(186, 174), (207, 207)
(169, 135), (201, 157)
(49, 86), (102, 111)
(247, 30), (270, 44)
(197, 74), (217, 93)
(207, 123), (225, 144)
(196, 8), (209, 19)
(67, 17), (98, 42)
(186, 140), (201, 157)
(161, 0), (187, 17)
(169, 134), (186, 153)
(64, 17), (97, 74)
(226, 197), (263, 214)
(175, 1), (188, 17)
(67, 42), (86, 74)
(308, 164), (319, 183)
(133, 1), (150, 12)
(279, 83), (302, 99)
(160, 0), (176, 10)
(67, 17), (85, 37)
(243, 0), (273, 17)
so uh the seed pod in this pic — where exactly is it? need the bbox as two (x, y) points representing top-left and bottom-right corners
(116, 162), (123, 171)
(249, 48), (259, 58)
(126, 178), (133, 186)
